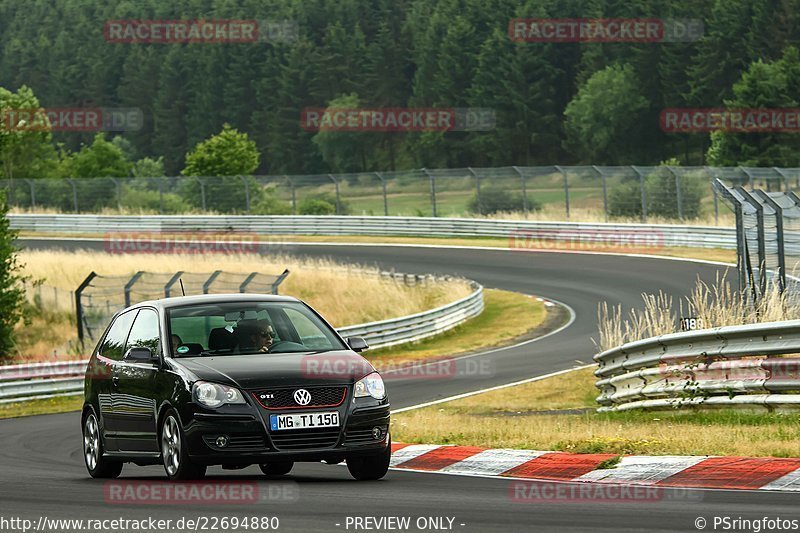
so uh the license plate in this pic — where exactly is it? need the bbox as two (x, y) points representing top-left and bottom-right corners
(269, 411), (340, 431)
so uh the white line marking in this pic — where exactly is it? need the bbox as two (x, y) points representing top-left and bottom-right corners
(391, 364), (594, 414)
(574, 455), (709, 485)
(439, 449), (549, 476)
(389, 444), (443, 467)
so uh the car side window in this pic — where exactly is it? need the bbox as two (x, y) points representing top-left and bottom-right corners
(99, 310), (136, 361)
(125, 309), (161, 358)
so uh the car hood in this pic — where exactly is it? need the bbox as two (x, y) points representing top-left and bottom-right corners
(172, 350), (375, 389)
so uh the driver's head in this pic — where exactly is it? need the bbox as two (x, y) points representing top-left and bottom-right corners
(236, 320), (274, 351)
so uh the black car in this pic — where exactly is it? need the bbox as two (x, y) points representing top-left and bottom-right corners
(81, 294), (391, 481)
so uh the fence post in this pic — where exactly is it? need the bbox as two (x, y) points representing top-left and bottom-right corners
(203, 270), (222, 294)
(592, 165), (607, 221)
(774, 167), (791, 193)
(75, 272), (97, 346)
(632, 167), (647, 223)
(467, 167), (480, 215)
(755, 190), (786, 294)
(109, 178), (122, 210)
(239, 175), (251, 214)
(271, 268), (291, 295)
(195, 177), (207, 211)
(667, 166), (683, 220)
(124, 271), (145, 307)
(66, 178), (79, 212)
(375, 172), (388, 216)
(23, 179), (36, 210)
(555, 165), (569, 219)
(284, 176), (296, 214)
(737, 187), (767, 299)
(512, 166), (528, 215)
(422, 168), (437, 217)
(157, 177), (164, 214)
(240, 272), (258, 293)
(327, 174), (341, 215)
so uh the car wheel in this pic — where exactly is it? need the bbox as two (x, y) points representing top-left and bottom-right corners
(160, 410), (206, 480)
(83, 410), (122, 479)
(259, 461), (294, 476)
(346, 439), (391, 481)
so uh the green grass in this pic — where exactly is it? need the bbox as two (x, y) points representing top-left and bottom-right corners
(393, 367), (800, 457)
(0, 394), (82, 419)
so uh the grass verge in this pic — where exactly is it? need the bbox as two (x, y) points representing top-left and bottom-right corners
(392, 367), (800, 457)
(366, 289), (550, 364)
(0, 394), (82, 420)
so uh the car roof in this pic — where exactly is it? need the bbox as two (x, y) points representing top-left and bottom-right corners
(132, 293), (300, 311)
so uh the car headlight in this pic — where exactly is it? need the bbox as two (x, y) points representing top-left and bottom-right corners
(354, 372), (386, 400)
(192, 381), (246, 408)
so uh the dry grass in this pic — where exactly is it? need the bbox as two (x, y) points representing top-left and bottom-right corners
(596, 273), (800, 352)
(366, 290), (548, 364)
(392, 367), (800, 457)
(0, 394), (83, 419)
(472, 206), (736, 227)
(17, 250), (471, 328)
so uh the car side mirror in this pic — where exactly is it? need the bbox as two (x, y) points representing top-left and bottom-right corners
(346, 336), (369, 352)
(124, 346), (158, 363)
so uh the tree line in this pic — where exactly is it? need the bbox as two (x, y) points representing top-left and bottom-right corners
(1, 0), (800, 181)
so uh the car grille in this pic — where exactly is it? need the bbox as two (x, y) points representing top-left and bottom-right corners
(345, 426), (388, 445)
(269, 427), (341, 450)
(202, 434), (267, 451)
(251, 386), (346, 409)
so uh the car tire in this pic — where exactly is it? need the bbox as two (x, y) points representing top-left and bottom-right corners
(346, 439), (391, 481)
(160, 410), (206, 481)
(259, 461), (294, 476)
(83, 409), (123, 479)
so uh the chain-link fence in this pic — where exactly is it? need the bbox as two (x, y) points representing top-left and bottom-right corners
(5, 166), (800, 222)
(75, 269), (290, 345)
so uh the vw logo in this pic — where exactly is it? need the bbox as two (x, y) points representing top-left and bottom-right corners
(293, 389), (311, 406)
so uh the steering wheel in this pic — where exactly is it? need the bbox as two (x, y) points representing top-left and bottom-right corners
(267, 340), (296, 353)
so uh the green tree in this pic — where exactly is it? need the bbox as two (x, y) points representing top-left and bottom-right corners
(181, 124), (261, 213)
(311, 93), (377, 172)
(564, 64), (649, 164)
(59, 133), (132, 178)
(0, 85), (56, 186)
(0, 190), (26, 358)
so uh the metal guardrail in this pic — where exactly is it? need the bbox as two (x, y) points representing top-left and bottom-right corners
(594, 320), (800, 411)
(0, 282), (484, 403)
(8, 214), (737, 250)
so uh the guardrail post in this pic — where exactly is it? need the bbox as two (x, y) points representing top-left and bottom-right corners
(164, 271), (184, 297)
(203, 270), (222, 294)
(239, 175), (251, 213)
(375, 172), (388, 216)
(555, 165), (569, 219)
(467, 167), (480, 215)
(124, 271), (145, 307)
(512, 166), (528, 215)
(75, 272), (97, 346)
(327, 174), (341, 215)
(271, 269), (290, 295)
(422, 168), (437, 217)
(239, 272), (258, 293)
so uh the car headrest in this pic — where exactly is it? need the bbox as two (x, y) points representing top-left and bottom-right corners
(209, 327), (237, 350)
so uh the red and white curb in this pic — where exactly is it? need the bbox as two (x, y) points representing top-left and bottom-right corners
(389, 443), (800, 491)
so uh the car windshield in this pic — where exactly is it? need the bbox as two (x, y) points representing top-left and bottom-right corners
(167, 301), (346, 357)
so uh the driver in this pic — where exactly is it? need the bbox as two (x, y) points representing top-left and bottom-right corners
(235, 319), (274, 353)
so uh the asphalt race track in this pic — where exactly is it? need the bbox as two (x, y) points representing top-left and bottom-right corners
(3, 238), (798, 532)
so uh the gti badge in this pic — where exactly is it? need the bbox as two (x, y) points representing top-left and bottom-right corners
(293, 389), (311, 406)
(259, 393), (274, 400)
